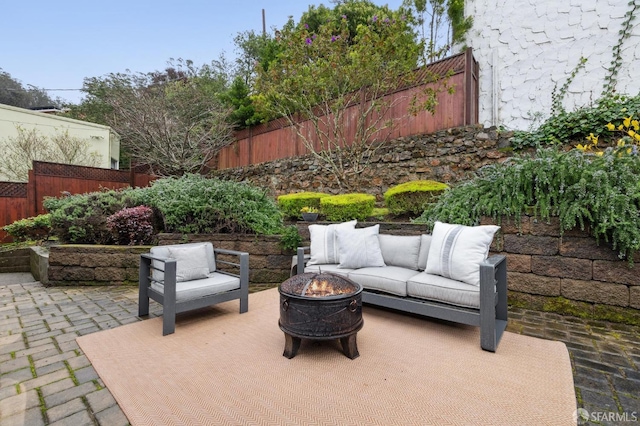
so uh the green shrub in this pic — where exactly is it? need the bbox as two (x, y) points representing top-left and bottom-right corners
(384, 180), (449, 215)
(511, 94), (640, 149)
(320, 193), (375, 222)
(44, 188), (139, 244)
(414, 147), (640, 262)
(277, 192), (331, 219)
(279, 225), (302, 252)
(135, 174), (283, 235)
(3, 214), (51, 242)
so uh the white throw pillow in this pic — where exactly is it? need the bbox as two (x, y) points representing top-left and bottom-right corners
(167, 244), (210, 282)
(336, 225), (386, 269)
(378, 234), (421, 270)
(425, 221), (499, 286)
(307, 220), (357, 265)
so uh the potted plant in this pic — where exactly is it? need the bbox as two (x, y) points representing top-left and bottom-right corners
(300, 206), (319, 222)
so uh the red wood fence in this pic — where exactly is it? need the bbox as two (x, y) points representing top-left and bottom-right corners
(217, 48), (479, 169)
(0, 161), (155, 242)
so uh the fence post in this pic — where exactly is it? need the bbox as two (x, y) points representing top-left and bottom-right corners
(27, 169), (37, 217)
(464, 47), (474, 126)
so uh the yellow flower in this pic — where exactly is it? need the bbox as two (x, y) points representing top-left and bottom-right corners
(617, 139), (626, 147)
(629, 130), (637, 138)
(595, 151), (604, 156)
(635, 133), (640, 141)
(606, 123), (616, 131)
(576, 144), (587, 151)
(618, 124), (624, 131)
(623, 116), (632, 128)
(632, 120), (640, 131)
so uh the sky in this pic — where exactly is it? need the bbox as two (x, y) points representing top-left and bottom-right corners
(1, 0), (404, 105)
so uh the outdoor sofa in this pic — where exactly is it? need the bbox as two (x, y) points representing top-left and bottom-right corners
(296, 221), (508, 352)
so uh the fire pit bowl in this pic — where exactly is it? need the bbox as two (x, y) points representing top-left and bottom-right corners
(278, 272), (363, 359)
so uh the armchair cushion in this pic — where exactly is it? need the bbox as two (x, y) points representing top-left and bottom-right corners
(167, 245), (210, 282)
(150, 242), (216, 281)
(151, 273), (240, 303)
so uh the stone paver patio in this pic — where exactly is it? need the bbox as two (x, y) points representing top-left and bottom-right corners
(0, 272), (638, 425)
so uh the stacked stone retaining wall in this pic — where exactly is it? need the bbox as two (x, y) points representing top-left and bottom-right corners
(214, 125), (513, 199)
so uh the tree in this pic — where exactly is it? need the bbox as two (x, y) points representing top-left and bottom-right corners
(401, 0), (473, 62)
(0, 126), (102, 182)
(0, 69), (62, 109)
(255, 14), (447, 191)
(73, 67), (234, 176)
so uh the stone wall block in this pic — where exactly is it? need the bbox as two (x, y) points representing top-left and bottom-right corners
(561, 279), (629, 307)
(531, 256), (592, 280)
(503, 234), (559, 255)
(559, 237), (620, 261)
(593, 261), (639, 286)
(62, 267), (95, 281)
(508, 271), (561, 296)
(505, 253), (531, 273)
(630, 287), (640, 310)
(529, 217), (561, 236)
(94, 267), (126, 282)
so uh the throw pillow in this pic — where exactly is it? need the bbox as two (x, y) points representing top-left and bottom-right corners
(425, 221), (500, 286)
(336, 225), (386, 269)
(307, 220), (357, 265)
(167, 244), (211, 282)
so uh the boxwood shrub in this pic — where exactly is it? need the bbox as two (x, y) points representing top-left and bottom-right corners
(277, 191), (331, 219)
(320, 193), (375, 222)
(384, 180), (449, 215)
(2, 214), (51, 242)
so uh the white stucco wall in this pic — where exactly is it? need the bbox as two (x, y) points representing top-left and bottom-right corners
(0, 103), (120, 180)
(465, 0), (640, 130)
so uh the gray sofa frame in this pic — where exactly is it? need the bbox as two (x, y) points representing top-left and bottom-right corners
(297, 247), (508, 352)
(139, 248), (249, 335)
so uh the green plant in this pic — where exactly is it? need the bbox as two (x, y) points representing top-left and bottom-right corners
(106, 206), (155, 245)
(320, 193), (375, 221)
(601, 0), (638, 96)
(384, 180), (449, 215)
(135, 174), (283, 235)
(44, 188), (139, 244)
(2, 214), (51, 242)
(277, 192), (330, 219)
(279, 225), (302, 252)
(369, 207), (390, 220)
(414, 147), (640, 262)
(510, 94), (640, 149)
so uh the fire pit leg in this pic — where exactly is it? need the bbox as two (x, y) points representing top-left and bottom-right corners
(283, 333), (301, 359)
(340, 334), (359, 359)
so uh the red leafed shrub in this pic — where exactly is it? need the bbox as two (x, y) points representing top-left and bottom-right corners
(106, 206), (155, 245)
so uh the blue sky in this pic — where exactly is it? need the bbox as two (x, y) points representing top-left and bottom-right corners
(2, 0), (403, 104)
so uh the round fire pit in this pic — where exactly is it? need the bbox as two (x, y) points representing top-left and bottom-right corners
(278, 272), (363, 359)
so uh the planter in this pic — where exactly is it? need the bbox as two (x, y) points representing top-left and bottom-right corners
(302, 213), (319, 222)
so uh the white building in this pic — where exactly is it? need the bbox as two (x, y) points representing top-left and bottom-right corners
(465, 0), (640, 130)
(0, 103), (120, 181)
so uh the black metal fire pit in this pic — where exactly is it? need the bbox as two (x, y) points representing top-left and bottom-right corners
(278, 272), (363, 359)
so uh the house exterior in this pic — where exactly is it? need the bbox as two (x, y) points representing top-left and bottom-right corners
(464, 0), (639, 130)
(0, 103), (120, 180)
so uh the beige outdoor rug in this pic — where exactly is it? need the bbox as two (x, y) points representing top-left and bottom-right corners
(77, 288), (577, 425)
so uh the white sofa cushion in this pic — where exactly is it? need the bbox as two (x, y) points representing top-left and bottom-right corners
(167, 245), (210, 282)
(426, 222), (499, 286)
(417, 234), (432, 271)
(150, 242), (216, 282)
(151, 272), (240, 302)
(348, 266), (418, 297)
(378, 234), (421, 270)
(336, 225), (386, 269)
(307, 220), (357, 266)
(304, 264), (353, 277)
(407, 272), (480, 309)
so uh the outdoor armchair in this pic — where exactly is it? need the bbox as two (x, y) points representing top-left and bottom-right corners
(138, 242), (249, 335)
